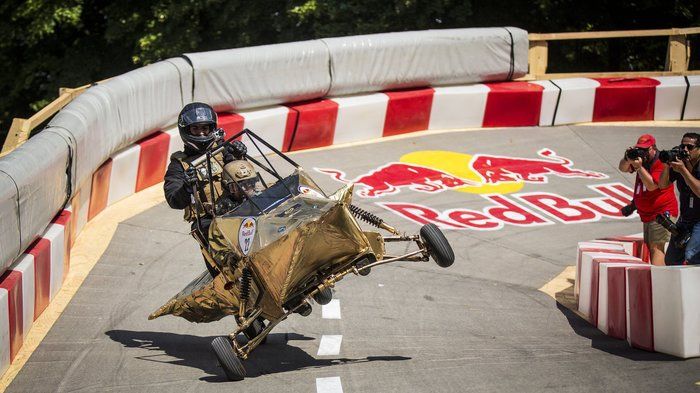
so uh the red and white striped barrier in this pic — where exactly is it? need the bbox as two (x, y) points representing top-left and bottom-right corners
(575, 241), (628, 300)
(0, 210), (72, 376)
(576, 238), (699, 358)
(3, 74), (700, 375)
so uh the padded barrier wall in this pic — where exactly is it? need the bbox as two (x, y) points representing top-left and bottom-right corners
(2, 28), (700, 375)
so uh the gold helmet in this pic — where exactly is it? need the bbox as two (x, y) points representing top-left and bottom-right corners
(223, 160), (263, 197)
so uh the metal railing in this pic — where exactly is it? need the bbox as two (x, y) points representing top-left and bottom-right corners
(2, 27), (699, 156)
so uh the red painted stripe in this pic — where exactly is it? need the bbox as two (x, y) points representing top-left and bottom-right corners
(483, 82), (543, 127)
(383, 88), (434, 137)
(218, 113), (245, 140)
(607, 265), (628, 339)
(592, 78), (660, 122)
(282, 108), (298, 152)
(0, 270), (23, 361)
(27, 238), (51, 320)
(88, 159), (113, 221)
(590, 258), (642, 327)
(627, 266), (654, 351)
(136, 132), (170, 192)
(285, 99), (339, 151)
(576, 248), (628, 301)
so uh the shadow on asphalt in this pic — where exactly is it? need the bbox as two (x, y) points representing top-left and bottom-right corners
(105, 330), (411, 382)
(553, 277), (680, 362)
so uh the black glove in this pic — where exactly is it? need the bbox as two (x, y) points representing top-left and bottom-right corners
(184, 167), (197, 192)
(226, 140), (247, 160)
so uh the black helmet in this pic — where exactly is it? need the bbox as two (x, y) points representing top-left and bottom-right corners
(178, 102), (218, 152)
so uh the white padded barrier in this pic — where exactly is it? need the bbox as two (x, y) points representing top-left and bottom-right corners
(165, 126), (184, 159)
(0, 132), (70, 273)
(428, 85), (489, 130)
(324, 28), (528, 96)
(332, 93), (389, 144)
(185, 40), (331, 112)
(0, 171), (20, 269)
(653, 76), (688, 121)
(684, 75), (700, 120)
(548, 78), (600, 125)
(651, 266), (700, 358)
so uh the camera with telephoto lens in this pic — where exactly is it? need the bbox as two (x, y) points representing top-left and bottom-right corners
(655, 211), (690, 248)
(625, 147), (648, 161)
(620, 201), (637, 217)
(659, 146), (690, 164)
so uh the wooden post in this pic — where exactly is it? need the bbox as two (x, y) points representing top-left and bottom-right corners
(529, 40), (549, 77)
(1, 118), (31, 156)
(665, 33), (689, 72)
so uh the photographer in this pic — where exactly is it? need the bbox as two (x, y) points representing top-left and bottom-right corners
(619, 134), (678, 265)
(659, 132), (700, 265)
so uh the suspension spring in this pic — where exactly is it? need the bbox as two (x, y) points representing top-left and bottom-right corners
(240, 267), (252, 302)
(349, 204), (384, 228)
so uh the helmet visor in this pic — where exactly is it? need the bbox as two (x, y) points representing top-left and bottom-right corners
(239, 178), (263, 197)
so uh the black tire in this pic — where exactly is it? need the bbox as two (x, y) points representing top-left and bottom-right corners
(211, 336), (246, 381)
(243, 317), (267, 345)
(313, 287), (333, 305)
(420, 223), (454, 268)
(296, 302), (312, 316)
(355, 257), (371, 276)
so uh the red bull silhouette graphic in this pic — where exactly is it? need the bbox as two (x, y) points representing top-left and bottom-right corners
(316, 163), (478, 198)
(470, 148), (608, 184)
(317, 148), (607, 198)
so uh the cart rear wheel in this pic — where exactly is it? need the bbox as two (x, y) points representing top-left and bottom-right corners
(313, 287), (333, 305)
(211, 336), (246, 381)
(420, 223), (454, 268)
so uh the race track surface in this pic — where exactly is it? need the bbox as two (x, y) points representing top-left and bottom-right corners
(8, 125), (700, 392)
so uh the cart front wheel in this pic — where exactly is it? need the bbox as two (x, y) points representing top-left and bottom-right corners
(211, 337), (246, 381)
(420, 223), (454, 268)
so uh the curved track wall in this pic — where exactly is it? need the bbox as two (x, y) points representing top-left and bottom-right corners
(1, 27), (699, 374)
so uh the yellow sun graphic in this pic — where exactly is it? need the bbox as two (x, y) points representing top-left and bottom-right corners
(400, 151), (524, 195)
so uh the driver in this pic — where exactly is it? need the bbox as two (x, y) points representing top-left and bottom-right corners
(164, 102), (247, 273)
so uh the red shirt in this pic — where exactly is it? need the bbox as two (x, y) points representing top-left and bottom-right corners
(633, 158), (678, 222)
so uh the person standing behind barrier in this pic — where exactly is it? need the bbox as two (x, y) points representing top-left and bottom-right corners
(659, 132), (700, 265)
(619, 134), (678, 265)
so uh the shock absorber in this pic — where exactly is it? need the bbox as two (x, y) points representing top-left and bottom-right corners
(239, 267), (252, 303)
(349, 204), (399, 235)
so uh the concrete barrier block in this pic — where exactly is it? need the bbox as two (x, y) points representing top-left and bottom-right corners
(428, 85), (488, 130)
(578, 250), (641, 319)
(106, 145), (140, 206)
(575, 241), (627, 299)
(592, 78), (660, 122)
(597, 261), (645, 335)
(482, 82), (543, 127)
(332, 93), (388, 145)
(651, 266), (700, 358)
(382, 88), (434, 137)
(626, 266), (654, 351)
(652, 76), (687, 121)
(548, 78), (600, 125)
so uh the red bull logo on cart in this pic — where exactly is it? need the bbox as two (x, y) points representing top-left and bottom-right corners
(316, 149), (634, 231)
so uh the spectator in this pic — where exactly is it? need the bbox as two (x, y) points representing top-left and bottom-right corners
(619, 134), (678, 265)
(659, 132), (700, 265)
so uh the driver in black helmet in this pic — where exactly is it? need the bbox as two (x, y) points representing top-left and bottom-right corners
(164, 102), (248, 271)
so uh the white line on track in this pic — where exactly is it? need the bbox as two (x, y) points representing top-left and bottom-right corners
(317, 335), (343, 356)
(322, 299), (341, 319)
(316, 376), (344, 393)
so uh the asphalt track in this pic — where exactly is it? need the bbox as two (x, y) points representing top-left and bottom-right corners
(7, 125), (700, 392)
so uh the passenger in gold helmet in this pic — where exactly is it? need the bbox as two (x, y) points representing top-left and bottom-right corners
(222, 160), (265, 200)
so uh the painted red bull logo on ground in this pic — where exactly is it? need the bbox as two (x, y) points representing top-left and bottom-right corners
(316, 148), (608, 198)
(470, 148), (607, 184)
(316, 163), (478, 198)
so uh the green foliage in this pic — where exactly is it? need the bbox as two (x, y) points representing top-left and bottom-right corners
(0, 0), (698, 145)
